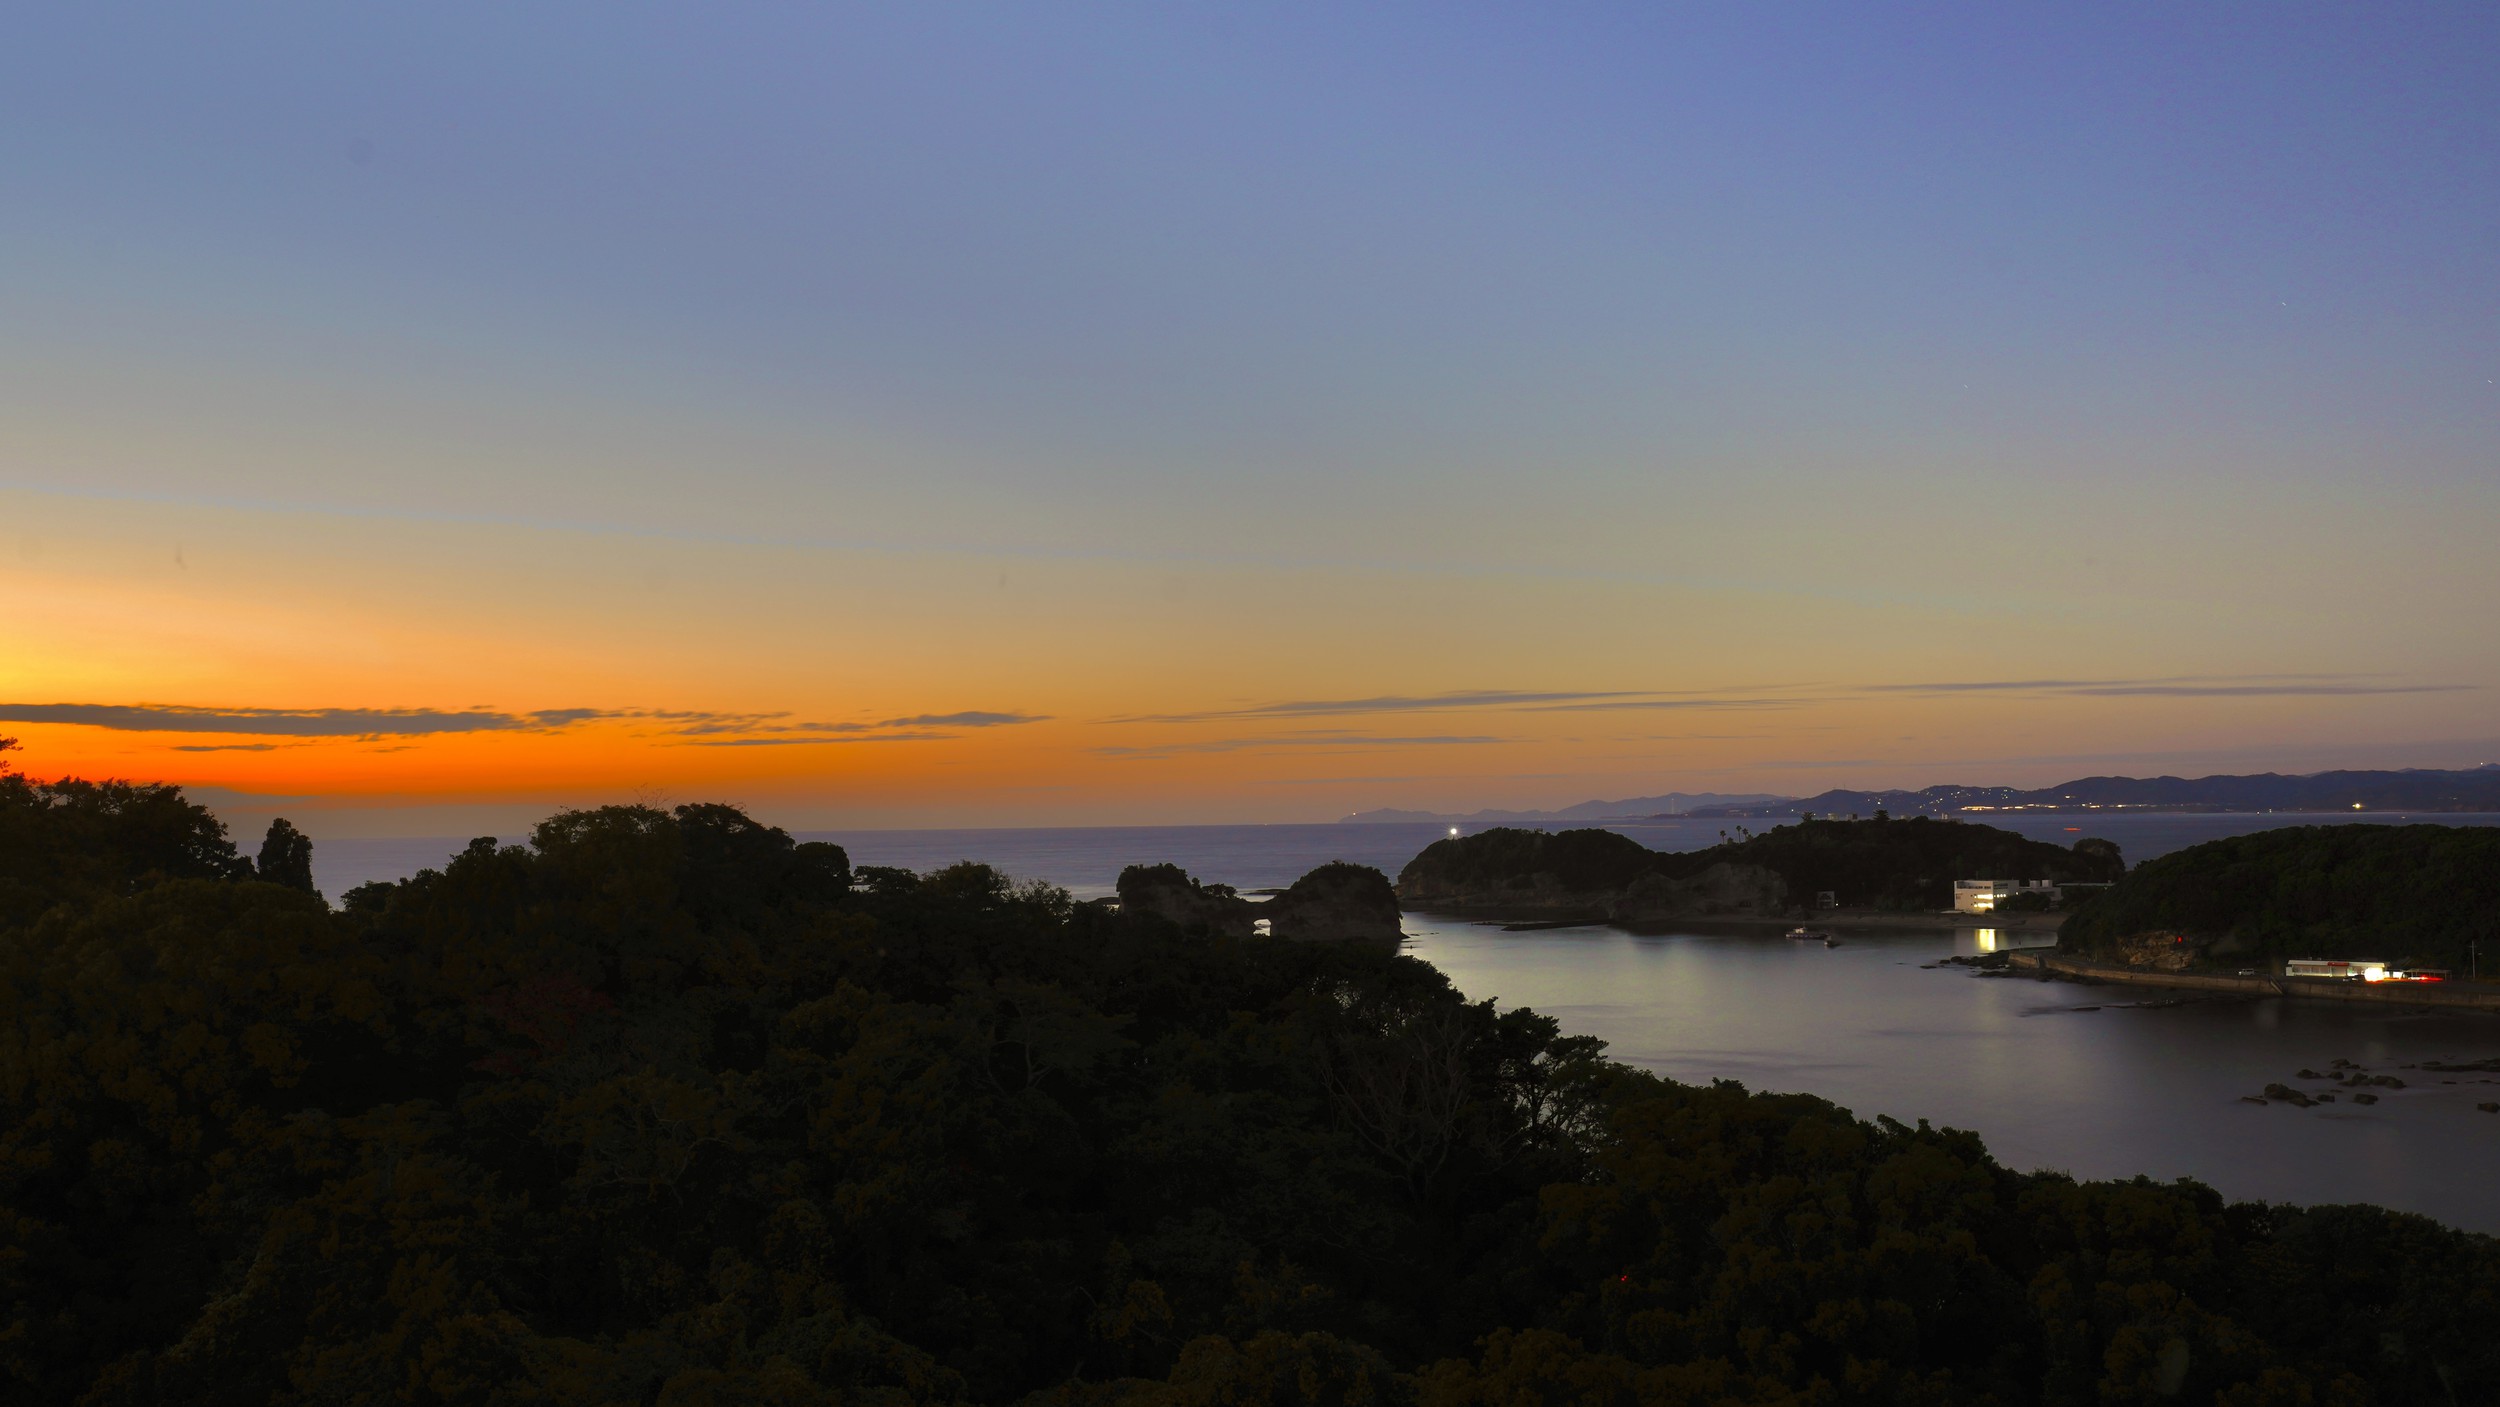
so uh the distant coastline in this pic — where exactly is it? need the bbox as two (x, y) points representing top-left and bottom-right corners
(1340, 791), (1783, 824)
(1345, 765), (2500, 823)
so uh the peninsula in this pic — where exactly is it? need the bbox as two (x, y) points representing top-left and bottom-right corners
(1395, 815), (2122, 925)
(2054, 822), (2500, 978)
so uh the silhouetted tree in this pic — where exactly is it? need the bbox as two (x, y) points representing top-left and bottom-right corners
(254, 816), (317, 895)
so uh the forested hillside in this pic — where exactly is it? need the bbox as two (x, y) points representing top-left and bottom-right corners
(1399, 816), (2122, 914)
(1694, 816), (2123, 910)
(3, 749), (2495, 1404)
(2059, 823), (2500, 972)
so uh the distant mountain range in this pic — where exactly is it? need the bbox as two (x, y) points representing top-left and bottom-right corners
(1340, 793), (1787, 824)
(1343, 767), (2500, 824)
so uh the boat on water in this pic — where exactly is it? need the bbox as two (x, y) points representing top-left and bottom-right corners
(1784, 927), (1833, 942)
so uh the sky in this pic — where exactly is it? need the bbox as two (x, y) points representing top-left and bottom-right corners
(3, 4), (2496, 835)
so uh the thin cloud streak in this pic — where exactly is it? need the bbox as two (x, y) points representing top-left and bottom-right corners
(1867, 674), (2468, 698)
(1097, 734), (1506, 759)
(1112, 690), (1679, 724)
(667, 710), (1048, 738)
(1116, 676), (2463, 726)
(673, 711), (1050, 745)
(683, 731), (959, 747)
(4, 701), (1049, 742)
(0, 703), (626, 736)
(876, 711), (1043, 728)
(1522, 697), (1801, 713)
(2065, 684), (2472, 698)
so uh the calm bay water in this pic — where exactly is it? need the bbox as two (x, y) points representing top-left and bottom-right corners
(306, 812), (2500, 1231)
(1404, 917), (2500, 1233)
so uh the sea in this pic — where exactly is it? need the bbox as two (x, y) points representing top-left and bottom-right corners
(309, 812), (2500, 1232)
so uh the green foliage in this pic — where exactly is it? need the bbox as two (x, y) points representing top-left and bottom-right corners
(2, 788), (2493, 1405)
(2058, 824), (2500, 969)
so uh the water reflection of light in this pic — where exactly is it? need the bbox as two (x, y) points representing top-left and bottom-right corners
(1972, 926), (2057, 955)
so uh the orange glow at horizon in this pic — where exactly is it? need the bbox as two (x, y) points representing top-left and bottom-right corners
(7, 7), (2500, 837)
(4, 482), (2492, 835)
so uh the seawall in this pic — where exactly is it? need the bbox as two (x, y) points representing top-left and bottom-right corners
(2005, 950), (2500, 1011)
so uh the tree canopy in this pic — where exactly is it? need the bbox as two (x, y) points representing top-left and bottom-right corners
(1, 771), (2492, 1404)
(0, 747), (251, 929)
(1401, 818), (2124, 914)
(2058, 823), (2500, 971)
(256, 816), (320, 895)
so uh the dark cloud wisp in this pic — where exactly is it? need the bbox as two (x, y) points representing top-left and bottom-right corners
(668, 711), (1050, 744)
(4, 702), (1052, 744)
(0, 703), (627, 737)
(1096, 733), (1506, 759)
(1868, 675), (2472, 699)
(1110, 689), (1765, 724)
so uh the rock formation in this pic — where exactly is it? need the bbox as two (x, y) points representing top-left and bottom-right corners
(1263, 862), (1403, 943)
(1394, 827), (1653, 913)
(2113, 931), (2198, 972)
(1115, 863), (1254, 939)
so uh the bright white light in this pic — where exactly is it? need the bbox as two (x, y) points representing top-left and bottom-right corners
(1448, 826), (1461, 837)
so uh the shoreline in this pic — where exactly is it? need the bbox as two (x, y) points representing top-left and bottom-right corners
(2003, 950), (2500, 1012)
(1405, 904), (2066, 935)
(1405, 908), (2500, 1013)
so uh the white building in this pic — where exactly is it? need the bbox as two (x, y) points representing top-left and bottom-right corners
(1951, 878), (2060, 914)
(2284, 959), (2389, 982)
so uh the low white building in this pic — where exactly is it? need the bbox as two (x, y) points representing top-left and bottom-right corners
(2285, 958), (2389, 982)
(1951, 878), (2060, 914)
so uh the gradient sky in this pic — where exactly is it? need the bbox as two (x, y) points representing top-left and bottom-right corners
(4, 4), (2496, 833)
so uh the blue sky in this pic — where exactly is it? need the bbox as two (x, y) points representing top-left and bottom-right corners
(3, 5), (2495, 827)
